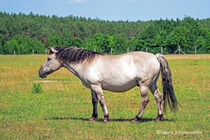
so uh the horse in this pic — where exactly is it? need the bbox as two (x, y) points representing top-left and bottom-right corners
(39, 47), (178, 123)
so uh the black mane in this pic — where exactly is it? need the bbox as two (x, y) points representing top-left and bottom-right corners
(54, 47), (103, 63)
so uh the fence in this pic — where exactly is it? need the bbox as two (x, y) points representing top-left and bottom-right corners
(10, 46), (202, 55)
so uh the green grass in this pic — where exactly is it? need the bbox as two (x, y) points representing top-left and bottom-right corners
(0, 54), (209, 139)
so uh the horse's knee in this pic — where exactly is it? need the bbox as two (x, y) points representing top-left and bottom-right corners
(154, 89), (162, 103)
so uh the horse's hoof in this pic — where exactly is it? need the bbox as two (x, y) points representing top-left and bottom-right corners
(155, 117), (163, 122)
(155, 114), (163, 122)
(155, 118), (161, 122)
(104, 119), (109, 123)
(89, 117), (97, 121)
(131, 116), (142, 123)
(104, 114), (109, 123)
(131, 119), (139, 123)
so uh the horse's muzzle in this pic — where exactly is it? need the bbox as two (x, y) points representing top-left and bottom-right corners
(39, 73), (47, 78)
(39, 66), (47, 78)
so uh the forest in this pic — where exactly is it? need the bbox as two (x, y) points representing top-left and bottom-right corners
(0, 12), (210, 54)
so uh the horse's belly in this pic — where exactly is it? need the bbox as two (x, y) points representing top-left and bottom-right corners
(101, 79), (137, 92)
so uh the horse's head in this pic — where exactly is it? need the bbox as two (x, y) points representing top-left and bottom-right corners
(39, 47), (62, 78)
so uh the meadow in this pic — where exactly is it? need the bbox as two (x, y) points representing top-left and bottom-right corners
(0, 54), (209, 139)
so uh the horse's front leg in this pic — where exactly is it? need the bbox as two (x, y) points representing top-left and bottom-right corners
(91, 84), (109, 123)
(89, 89), (98, 121)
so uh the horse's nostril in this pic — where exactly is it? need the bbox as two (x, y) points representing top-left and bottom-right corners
(39, 72), (46, 78)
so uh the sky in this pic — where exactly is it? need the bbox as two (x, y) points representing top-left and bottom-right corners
(0, 0), (209, 21)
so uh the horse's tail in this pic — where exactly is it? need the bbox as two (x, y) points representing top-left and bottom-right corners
(156, 54), (178, 112)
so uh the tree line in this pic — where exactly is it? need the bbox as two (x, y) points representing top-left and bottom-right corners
(0, 12), (210, 54)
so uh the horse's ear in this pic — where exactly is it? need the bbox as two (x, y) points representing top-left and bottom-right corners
(48, 47), (58, 55)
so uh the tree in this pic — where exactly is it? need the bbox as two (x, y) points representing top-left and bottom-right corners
(0, 12), (210, 54)
(48, 34), (62, 47)
(111, 35), (127, 54)
(4, 35), (45, 54)
(84, 33), (110, 53)
(65, 37), (82, 47)
(166, 26), (188, 53)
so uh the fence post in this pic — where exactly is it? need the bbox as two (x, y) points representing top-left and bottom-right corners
(127, 47), (129, 53)
(195, 46), (197, 54)
(161, 46), (163, 54)
(174, 46), (185, 54)
(14, 50), (16, 55)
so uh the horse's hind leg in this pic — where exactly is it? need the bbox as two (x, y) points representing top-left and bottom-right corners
(132, 85), (149, 123)
(150, 83), (163, 121)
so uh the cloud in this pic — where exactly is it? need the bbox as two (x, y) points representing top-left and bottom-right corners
(67, 0), (86, 4)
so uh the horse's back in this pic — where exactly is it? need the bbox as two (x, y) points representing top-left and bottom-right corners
(102, 51), (160, 73)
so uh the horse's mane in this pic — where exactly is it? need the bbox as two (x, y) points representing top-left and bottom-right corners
(53, 47), (103, 63)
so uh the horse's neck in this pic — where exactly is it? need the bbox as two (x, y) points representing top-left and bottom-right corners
(62, 62), (82, 78)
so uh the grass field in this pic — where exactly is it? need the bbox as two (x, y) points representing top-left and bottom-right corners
(0, 54), (209, 139)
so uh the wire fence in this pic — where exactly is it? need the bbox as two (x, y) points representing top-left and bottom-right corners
(10, 46), (205, 55)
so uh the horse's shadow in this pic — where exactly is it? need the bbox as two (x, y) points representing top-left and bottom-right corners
(44, 116), (175, 123)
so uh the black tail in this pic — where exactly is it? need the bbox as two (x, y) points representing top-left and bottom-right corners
(156, 54), (178, 112)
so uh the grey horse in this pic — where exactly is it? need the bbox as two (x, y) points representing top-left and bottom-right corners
(39, 47), (178, 123)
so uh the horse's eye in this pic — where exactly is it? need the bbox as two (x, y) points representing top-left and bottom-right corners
(47, 58), (51, 61)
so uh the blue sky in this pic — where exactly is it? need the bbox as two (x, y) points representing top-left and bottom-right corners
(0, 0), (209, 21)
